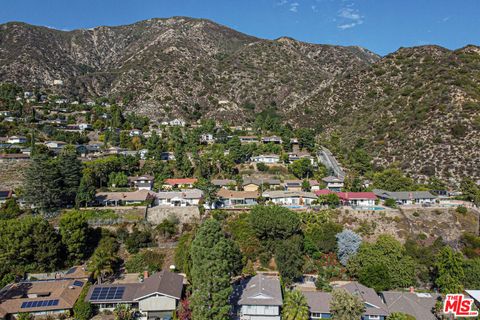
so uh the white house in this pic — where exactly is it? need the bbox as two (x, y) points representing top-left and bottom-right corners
(250, 154), (280, 164)
(0, 110), (12, 117)
(200, 133), (215, 143)
(44, 141), (67, 149)
(129, 129), (143, 137)
(7, 136), (27, 144)
(373, 189), (437, 205)
(169, 119), (185, 127)
(78, 123), (92, 131)
(234, 274), (283, 320)
(129, 175), (155, 191)
(156, 189), (203, 207)
(262, 191), (317, 207)
(322, 176), (345, 192)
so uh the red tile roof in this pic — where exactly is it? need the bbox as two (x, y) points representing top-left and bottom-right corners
(315, 189), (333, 196)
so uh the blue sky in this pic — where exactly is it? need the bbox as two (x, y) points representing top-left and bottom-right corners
(1, 0), (479, 55)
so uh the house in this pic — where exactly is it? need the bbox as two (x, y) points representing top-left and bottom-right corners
(303, 291), (332, 319)
(381, 291), (441, 320)
(169, 119), (185, 127)
(211, 179), (237, 189)
(239, 136), (259, 144)
(200, 133), (215, 144)
(129, 175), (154, 191)
(288, 152), (315, 165)
(339, 282), (389, 320)
(86, 271), (183, 320)
(262, 191), (317, 207)
(78, 123), (92, 131)
(261, 136), (283, 144)
(243, 178), (281, 192)
(27, 266), (90, 281)
(250, 154), (280, 164)
(4, 117), (17, 122)
(283, 180), (303, 192)
(337, 192), (377, 207)
(0, 278), (86, 319)
(322, 176), (344, 192)
(232, 274), (283, 320)
(7, 136), (27, 144)
(95, 190), (155, 206)
(0, 111), (11, 117)
(309, 180), (321, 191)
(162, 178), (198, 190)
(216, 189), (259, 208)
(373, 189), (437, 205)
(129, 129), (143, 137)
(0, 190), (13, 204)
(44, 141), (67, 149)
(156, 189), (203, 207)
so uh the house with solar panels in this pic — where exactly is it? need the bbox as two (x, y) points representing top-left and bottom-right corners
(85, 270), (183, 320)
(0, 278), (85, 319)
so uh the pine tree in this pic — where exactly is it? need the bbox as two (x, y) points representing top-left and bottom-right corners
(58, 145), (83, 205)
(23, 154), (63, 215)
(76, 168), (97, 207)
(59, 211), (91, 264)
(190, 219), (242, 320)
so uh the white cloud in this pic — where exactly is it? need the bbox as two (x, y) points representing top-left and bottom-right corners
(276, 0), (288, 6)
(337, 7), (364, 30)
(290, 2), (299, 12)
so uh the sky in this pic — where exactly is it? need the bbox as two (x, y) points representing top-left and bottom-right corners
(0, 0), (479, 55)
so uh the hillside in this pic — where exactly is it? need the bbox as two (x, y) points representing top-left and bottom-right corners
(0, 17), (378, 123)
(0, 17), (479, 183)
(296, 45), (480, 183)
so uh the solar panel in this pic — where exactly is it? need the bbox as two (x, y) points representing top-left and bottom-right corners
(73, 280), (84, 287)
(90, 286), (125, 301)
(20, 300), (60, 309)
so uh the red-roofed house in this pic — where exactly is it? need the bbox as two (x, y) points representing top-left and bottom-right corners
(162, 178), (198, 190)
(337, 192), (377, 207)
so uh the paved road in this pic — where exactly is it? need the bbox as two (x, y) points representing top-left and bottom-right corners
(317, 146), (345, 178)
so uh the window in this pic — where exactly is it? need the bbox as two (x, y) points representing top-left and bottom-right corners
(368, 316), (380, 320)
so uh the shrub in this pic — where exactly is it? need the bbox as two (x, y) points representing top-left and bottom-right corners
(456, 206), (468, 215)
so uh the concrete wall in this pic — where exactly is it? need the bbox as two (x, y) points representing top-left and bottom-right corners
(147, 206), (200, 225)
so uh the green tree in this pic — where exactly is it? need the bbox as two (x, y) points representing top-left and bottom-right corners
(388, 312), (416, 320)
(282, 290), (309, 320)
(23, 154), (63, 214)
(76, 168), (97, 207)
(59, 211), (91, 264)
(73, 283), (93, 320)
(108, 171), (129, 187)
(463, 258), (480, 289)
(125, 250), (165, 274)
(275, 235), (304, 284)
(435, 246), (464, 293)
(125, 227), (153, 254)
(174, 231), (194, 279)
(190, 219), (242, 320)
(329, 288), (365, 320)
(87, 235), (119, 284)
(348, 235), (416, 291)
(249, 205), (301, 240)
(304, 221), (343, 255)
(289, 158), (314, 179)
(113, 304), (134, 320)
(0, 197), (22, 219)
(156, 217), (178, 239)
(58, 145), (83, 205)
(372, 168), (415, 191)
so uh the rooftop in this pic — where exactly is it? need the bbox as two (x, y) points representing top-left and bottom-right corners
(236, 274), (283, 306)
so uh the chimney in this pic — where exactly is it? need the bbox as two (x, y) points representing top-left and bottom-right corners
(143, 271), (149, 279)
(409, 286), (415, 293)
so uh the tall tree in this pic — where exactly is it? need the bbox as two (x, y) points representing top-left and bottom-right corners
(190, 219), (242, 320)
(435, 246), (464, 293)
(282, 290), (309, 320)
(336, 229), (362, 266)
(59, 211), (91, 264)
(58, 145), (83, 205)
(329, 289), (365, 320)
(88, 236), (119, 284)
(23, 154), (62, 215)
(275, 235), (304, 284)
(76, 168), (97, 207)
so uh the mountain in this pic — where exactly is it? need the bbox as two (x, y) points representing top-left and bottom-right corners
(0, 17), (479, 183)
(296, 45), (480, 184)
(0, 17), (378, 122)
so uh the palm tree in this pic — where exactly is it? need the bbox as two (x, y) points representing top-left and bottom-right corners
(87, 247), (117, 284)
(282, 290), (310, 320)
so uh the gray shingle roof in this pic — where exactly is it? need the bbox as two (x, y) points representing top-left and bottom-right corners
(338, 282), (389, 316)
(373, 189), (436, 200)
(303, 291), (332, 314)
(381, 291), (441, 320)
(237, 275), (283, 306)
(157, 189), (203, 200)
